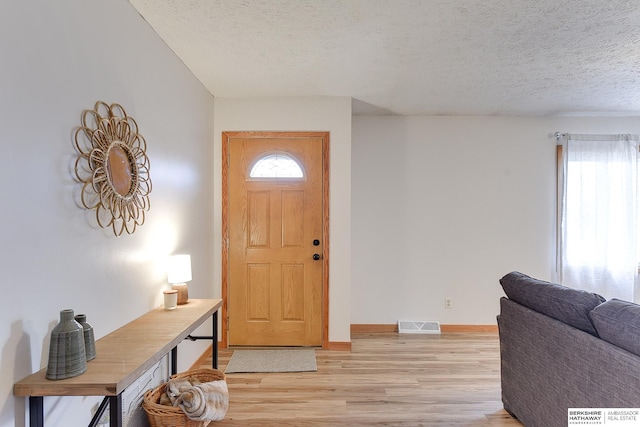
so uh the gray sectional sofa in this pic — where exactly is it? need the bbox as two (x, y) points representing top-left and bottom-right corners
(498, 271), (640, 427)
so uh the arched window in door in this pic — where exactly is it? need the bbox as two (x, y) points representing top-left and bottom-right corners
(249, 153), (304, 178)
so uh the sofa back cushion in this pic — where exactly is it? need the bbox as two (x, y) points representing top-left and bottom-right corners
(499, 271), (605, 336)
(590, 298), (640, 356)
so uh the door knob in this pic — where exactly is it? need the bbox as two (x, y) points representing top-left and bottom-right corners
(313, 254), (321, 261)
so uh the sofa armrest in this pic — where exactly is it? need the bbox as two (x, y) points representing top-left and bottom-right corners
(499, 297), (640, 427)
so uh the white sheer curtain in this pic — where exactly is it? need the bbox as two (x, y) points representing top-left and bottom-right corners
(559, 134), (639, 302)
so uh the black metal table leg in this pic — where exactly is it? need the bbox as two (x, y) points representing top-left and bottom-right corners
(29, 396), (43, 427)
(185, 309), (219, 369)
(171, 346), (178, 375)
(212, 310), (218, 369)
(88, 397), (109, 427)
(109, 395), (122, 427)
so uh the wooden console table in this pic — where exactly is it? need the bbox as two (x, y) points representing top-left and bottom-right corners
(14, 298), (223, 427)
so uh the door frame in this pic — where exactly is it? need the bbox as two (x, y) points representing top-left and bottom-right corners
(221, 131), (330, 349)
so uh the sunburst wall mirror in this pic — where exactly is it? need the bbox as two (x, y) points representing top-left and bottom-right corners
(74, 101), (152, 236)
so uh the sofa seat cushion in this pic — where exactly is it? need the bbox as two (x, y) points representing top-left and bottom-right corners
(591, 298), (640, 356)
(499, 271), (605, 336)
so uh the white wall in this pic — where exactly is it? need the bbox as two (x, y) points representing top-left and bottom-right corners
(213, 97), (352, 344)
(1, 1), (215, 426)
(351, 115), (640, 325)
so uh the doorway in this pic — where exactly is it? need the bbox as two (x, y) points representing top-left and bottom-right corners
(222, 132), (329, 347)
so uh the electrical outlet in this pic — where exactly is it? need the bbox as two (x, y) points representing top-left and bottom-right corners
(445, 297), (453, 309)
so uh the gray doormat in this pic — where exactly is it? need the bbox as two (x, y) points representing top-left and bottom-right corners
(224, 349), (317, 373)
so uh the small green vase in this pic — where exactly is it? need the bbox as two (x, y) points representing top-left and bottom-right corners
(74, 314), (96, 361)
(46, 309), (87, 380)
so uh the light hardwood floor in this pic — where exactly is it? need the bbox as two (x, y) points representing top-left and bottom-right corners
(197, 332), (523, 426)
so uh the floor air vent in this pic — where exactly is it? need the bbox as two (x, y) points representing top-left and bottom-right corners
(398, 320), (441, 334)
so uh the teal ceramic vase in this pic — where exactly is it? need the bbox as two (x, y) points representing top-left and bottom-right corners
(74, 314), (96, 361)
(46, 309), (87, 380)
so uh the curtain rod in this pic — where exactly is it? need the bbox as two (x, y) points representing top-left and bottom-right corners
(551, 132), (638, 141)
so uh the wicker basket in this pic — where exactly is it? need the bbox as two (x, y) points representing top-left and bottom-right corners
(143, 368), (226, 427)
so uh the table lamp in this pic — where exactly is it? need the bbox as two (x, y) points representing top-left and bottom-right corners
(168, 254), (192, 305)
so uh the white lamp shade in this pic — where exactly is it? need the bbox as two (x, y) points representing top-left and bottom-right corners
(168, 254), (192, 284)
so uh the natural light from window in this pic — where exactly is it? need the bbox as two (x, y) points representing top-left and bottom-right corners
(564, 159), (633, 268)
(249, 154), (304, 178)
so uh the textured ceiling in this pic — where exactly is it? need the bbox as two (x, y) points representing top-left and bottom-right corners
(129, 0), (640, 116)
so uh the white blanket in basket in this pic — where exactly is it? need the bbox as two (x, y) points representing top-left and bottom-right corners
(166, 377), (229, 421)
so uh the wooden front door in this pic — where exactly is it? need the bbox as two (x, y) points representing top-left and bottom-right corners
(223, 132), (328, 347)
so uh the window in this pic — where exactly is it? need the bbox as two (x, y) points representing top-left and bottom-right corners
(249, 153), (304, 178)
(557, 133), (639, 302)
